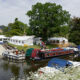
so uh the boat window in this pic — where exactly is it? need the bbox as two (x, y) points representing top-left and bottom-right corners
(47, 54), (50, 57)
(58, 52), (61, 54)
(53, 53), (55, 56)
(36, 51), (39, 54)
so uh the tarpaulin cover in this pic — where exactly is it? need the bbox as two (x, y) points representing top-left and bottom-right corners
(48, 58), (72, 69)
(77, 45), (80, 50)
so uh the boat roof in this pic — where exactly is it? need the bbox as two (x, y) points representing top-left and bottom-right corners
(77, 45), (80, 49)
(48, 58), (72, 68)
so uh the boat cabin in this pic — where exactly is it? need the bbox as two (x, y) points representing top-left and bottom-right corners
(26, 48), (74, 60)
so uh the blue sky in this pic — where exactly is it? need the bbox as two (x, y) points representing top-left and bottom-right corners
(0, 0), (80, 26)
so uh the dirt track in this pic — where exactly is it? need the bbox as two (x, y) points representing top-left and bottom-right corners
(0, 45), (6, 58)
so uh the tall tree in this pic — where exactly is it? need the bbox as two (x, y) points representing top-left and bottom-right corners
(69, 17), (80, 45)
(27, 3), (70, 41)
(4, 18), (28, 37)
(59, 26), (69, 38)
(0, 25), (6, 34)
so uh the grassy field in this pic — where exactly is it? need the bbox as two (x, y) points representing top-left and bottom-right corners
(7, 43), (41, 51)
(7, 43), (57, 51)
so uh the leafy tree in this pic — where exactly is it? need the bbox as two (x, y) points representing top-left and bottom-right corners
(4, 18), (28, 37)
(26, 27), (33, 35)
(27, 3), (70, 41)
(69, 17), (80, 45)
(3, 26), (10, 36)
(59, 26), (69, 38)
(15, 18), (18, 22)
(51, 25), (70, 38)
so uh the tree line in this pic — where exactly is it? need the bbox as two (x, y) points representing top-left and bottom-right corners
(1, 2), (80, 45)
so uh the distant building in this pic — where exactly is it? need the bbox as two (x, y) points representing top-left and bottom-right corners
(8, 36), (34, 46)
(48, 37), (69, 47)
(33, 37), (42, 45)
(0, 35), (7, 44)
(0, 35), (35, 46)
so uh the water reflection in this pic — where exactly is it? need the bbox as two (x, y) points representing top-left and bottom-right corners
(0, 54), (79, 80)
(1, 62), (9, 71)
(0, 58), (49, 80)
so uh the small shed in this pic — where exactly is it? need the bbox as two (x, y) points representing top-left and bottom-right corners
(0, 35), (7, 44)
(8, 36), (34, 46)
(33, 37), (42, 45)
(48, 37), (69, 47)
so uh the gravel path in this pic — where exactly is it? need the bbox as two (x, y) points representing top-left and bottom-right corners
(0, 45), (6, 58)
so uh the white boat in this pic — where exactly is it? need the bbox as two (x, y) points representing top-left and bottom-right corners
(2, 50), (25, 60)
(63, 47), (79, 52)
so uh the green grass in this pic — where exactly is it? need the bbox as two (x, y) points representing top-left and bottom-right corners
(7, 43), (41, 51)
(7, 43), (57, 51)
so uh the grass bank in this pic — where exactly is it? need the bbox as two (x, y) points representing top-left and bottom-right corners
(7, 43), (57, 51)
(7, 43), (41, 51)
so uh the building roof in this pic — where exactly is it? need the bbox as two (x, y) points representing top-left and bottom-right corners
(0, 35), (7, 38)
(10, 36), (34, 41)
(48, 37), (68, 42)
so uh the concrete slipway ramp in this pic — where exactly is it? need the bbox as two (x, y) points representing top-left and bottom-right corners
(0, 45), (6, 58)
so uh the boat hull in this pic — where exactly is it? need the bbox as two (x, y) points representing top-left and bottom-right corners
(2, 51), (25, 60)
(26, 48), (74, 60)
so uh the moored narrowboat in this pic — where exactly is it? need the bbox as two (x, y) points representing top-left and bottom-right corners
(25, 48), (74, 60)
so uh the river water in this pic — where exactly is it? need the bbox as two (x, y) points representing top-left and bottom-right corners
(0, 58), (49, 80)
(0, 54), (79, 80)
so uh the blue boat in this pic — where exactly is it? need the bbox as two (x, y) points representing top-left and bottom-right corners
(77, 45), (80, 51)
(48, 58), (73, 69)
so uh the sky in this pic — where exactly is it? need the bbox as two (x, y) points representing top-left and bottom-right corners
(0, 0), (80, 26)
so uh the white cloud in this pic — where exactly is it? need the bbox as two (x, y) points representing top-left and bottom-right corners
(0, 0), (28, 25)
(59, 0), (80, 17)
(0, 0), (80, 26)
